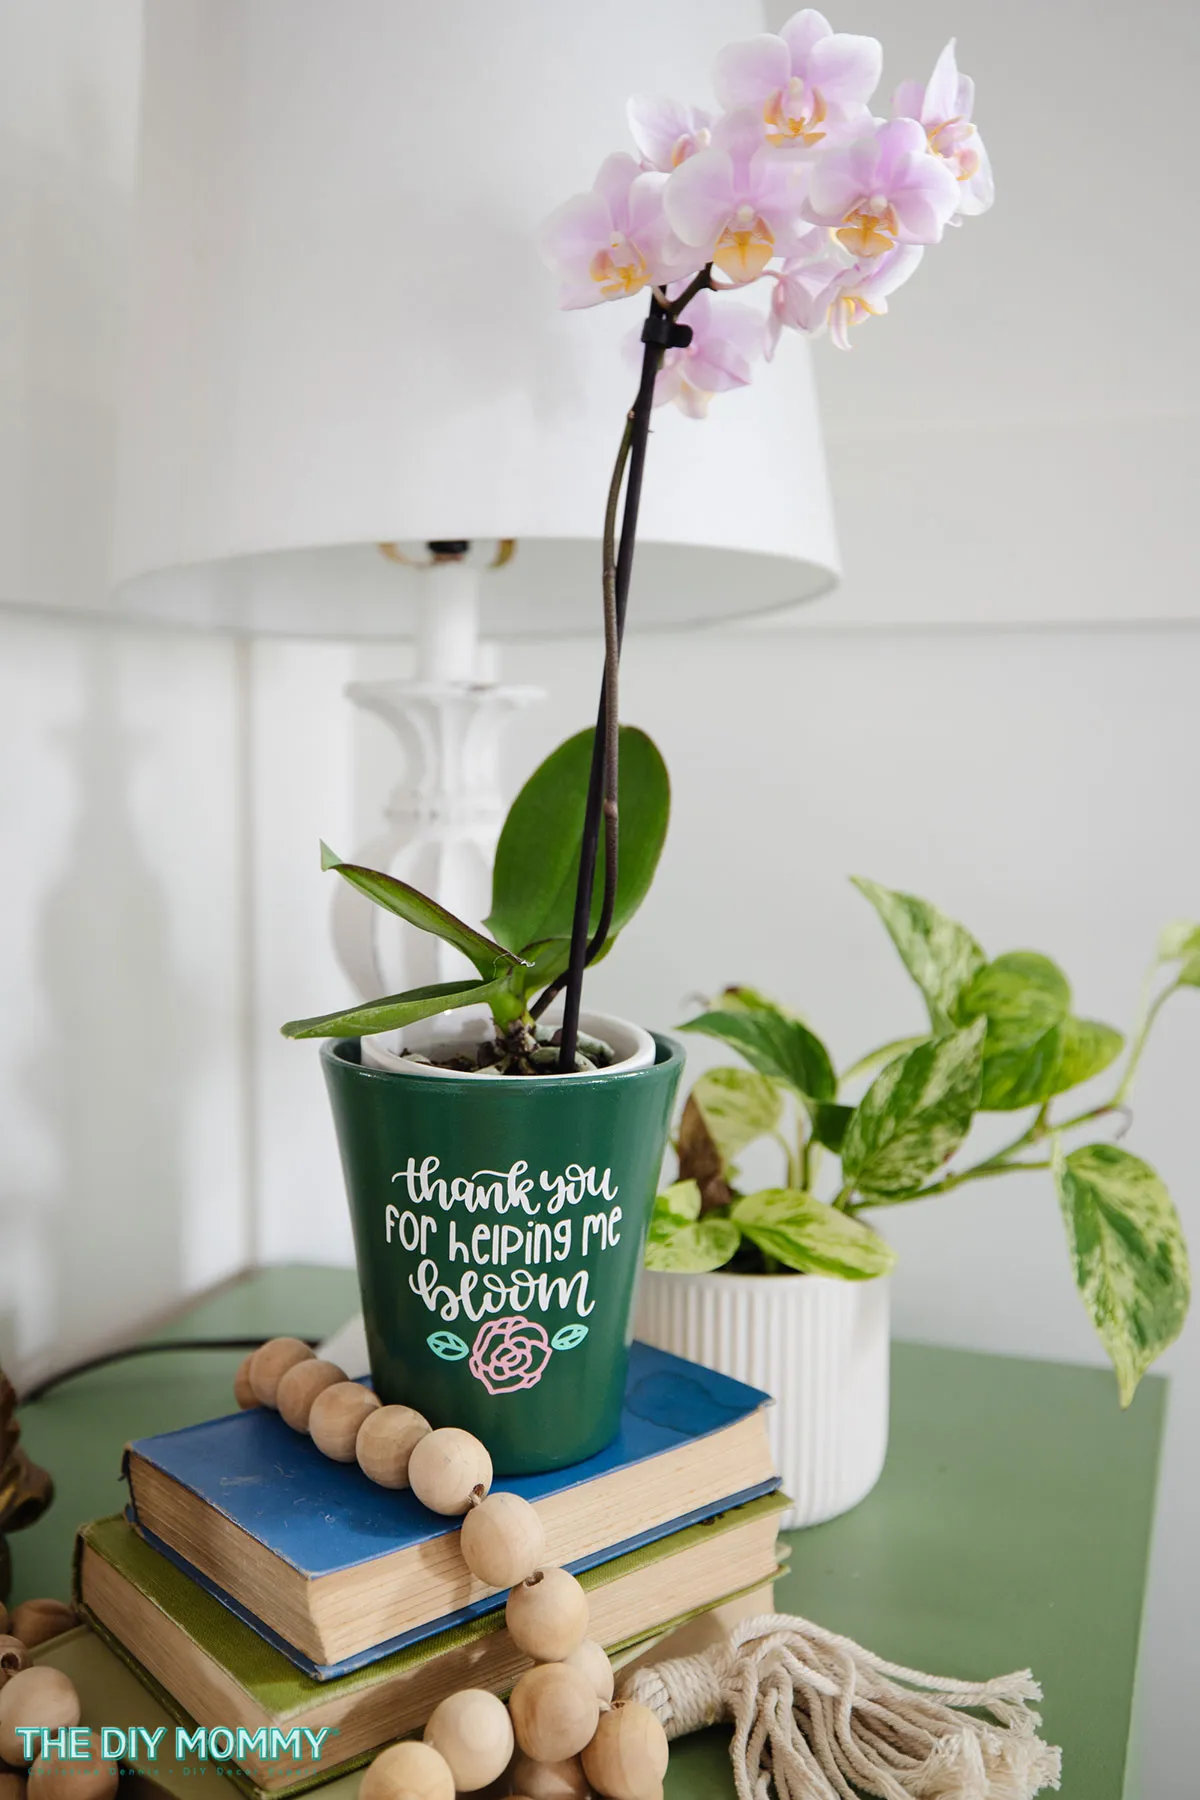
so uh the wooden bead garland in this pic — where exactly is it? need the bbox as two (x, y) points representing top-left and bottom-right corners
(581, 1702), (670, 1800)
(459, 1491), (546, 1588)
(0, 1643), (27, 1690)
(355, 1405), (430, 1489)
(238, 1343), (641, 1794)
(308, 1382), (381, 1461)
(565, 1635), (616, 1703)
(233, 1354), (258, 1410)
(509, 1752), (592, 1800)
(423, 1688), (513, 1791)
(0, 1668), (81, 1766)
(28, 1732), (118, 1800)
(506, 1566), (590, 1661)
(0, 1773), (26, 1800)
(247, 1338), (313, 1407)
(408, 1427), (493, 1517)
(4, 1607), (73, 1655)
(276, 1359), (348, 1433)
(357, 1739), (454, 1800)
(509, 1662), (601, 1764)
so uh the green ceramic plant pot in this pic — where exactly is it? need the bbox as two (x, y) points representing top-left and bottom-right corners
(321, 1028), (684, 1475)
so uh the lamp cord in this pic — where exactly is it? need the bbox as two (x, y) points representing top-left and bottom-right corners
(18, 1337), (320, 1406)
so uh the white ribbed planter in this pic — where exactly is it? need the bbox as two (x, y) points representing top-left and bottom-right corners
(635, 1270), (890, 1530)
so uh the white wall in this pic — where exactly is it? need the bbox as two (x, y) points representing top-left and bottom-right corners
(0, 0), (251, 1376)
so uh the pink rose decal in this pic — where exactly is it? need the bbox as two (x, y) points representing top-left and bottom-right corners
(469, 1316), (553, 1396)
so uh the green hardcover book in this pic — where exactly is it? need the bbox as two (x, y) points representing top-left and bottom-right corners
(68, 1501), (787, 1797)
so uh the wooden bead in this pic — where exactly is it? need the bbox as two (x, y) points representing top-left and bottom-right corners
(355, 1405), (431, 1488)
(509, 1752), (591, 1800)
(564, 1637), (614, 1703)
(6, 1605), (74, 1653)
(248, 1338), (314, 1406)
(28, 1733), (118, 1800)
(0, 1775), (26, 1800)
(276, 1359), (348, 1433)
(580, 1702), (669, 1800)
(505, 1567), (589, 1662)
(423, 1689), (513, 1792)
(460, 1492), (545, 1588)
(308, 1382), (381, 1461)
(0, 1642), (27, 1691)
(233, 1353), (259, 1409)
(0, 1669), (81, 1765)
(408, 1428), (492, 1516)
(359, 1739), (454, 1800)
(509, 1663), (600, 1765)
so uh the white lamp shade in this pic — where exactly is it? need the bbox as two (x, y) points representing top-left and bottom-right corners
(110, 0), (839, 638)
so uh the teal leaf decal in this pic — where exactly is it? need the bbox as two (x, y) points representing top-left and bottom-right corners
(427, 1331), (470, 1362)
(551, 1324), (589, 1352)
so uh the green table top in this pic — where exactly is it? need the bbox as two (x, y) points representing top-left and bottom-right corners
(10, 1266), (1165, 1800)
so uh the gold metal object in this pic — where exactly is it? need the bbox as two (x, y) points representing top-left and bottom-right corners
(0, 1370), (54, 1602)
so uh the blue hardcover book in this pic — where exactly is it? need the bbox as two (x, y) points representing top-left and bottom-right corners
(125, 1342), (777, 1680)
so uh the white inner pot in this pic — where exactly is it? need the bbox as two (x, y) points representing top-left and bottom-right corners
(360, 1003), (655, 1079)
(636, 1267), (890, 1531)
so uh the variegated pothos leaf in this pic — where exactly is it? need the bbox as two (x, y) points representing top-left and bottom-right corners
(1054, 1142), (1190, 1406)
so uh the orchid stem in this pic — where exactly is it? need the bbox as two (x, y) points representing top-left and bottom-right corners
(555, 297), (667, 1068)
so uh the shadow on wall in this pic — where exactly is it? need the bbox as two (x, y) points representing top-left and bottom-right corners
(6, 633), (190, 1374)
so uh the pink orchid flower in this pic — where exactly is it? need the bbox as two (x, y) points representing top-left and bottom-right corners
(538, 153), (701, 308)
(893, 40), (994, 218)
(627, 94), (714, 172)
(633, 288), (764, 417)
(714, 8), (881, 149)
(663, 109), (811, 284)
(803, 116), (959, 257)
(767, 240), (923, 353)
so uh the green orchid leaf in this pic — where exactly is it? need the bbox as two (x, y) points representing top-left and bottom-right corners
(1179, 955), (1200, 989)
(485, 726), (669, 957)
(281, 975), (510, 1040)
(812, 1102), (855, 1153)
(651, 1179), (702, 1227)
(729, 1189), (895, 1280)
(1054, 1142), (1191, 1407)
(680, 1005), (836, 1105)
(841, 1021), (985, 1199)
(852, 877), (986, 1031)
(320, 844), (519, 981)
(644, 1216), (741, 1273)
(955, 952), (1123, 1111)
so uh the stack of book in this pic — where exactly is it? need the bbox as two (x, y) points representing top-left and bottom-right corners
(69, 1343), (785, 1797)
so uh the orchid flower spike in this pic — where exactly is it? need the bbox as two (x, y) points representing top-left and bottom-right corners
(663, 108), (812, 284)
(803, 116), (959, 256)
(714, 8), (881, 149)
(538, 153), (701, 307)
(893, 39), (994, 217)
(627, 95), (713, 172)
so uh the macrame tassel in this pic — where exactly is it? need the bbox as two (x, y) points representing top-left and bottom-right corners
(618, 1613), (1062, 1800)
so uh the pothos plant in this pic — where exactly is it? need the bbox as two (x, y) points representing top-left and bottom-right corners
(281, 728), (669, 1067)
(647, 879), (1193, 1406)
